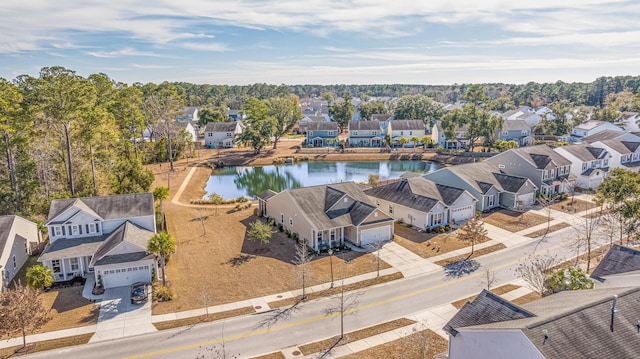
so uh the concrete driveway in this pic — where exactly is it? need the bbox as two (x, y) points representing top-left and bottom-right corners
(89, 285), (157, 342)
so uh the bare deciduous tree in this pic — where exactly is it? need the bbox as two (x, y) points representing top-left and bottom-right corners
(572, 207), (601, 273)
(366, 241), (385, 278)
(294, 241), (313, 300)
(515, 255), (558, 296)
(324, 278), (363, 345)
(457, 215), (487, 258)
(484, 267), (496, 291)
(0, 285), (51, 351)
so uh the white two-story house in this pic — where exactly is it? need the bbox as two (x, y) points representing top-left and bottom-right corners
(204, 121), (244, 148)
(554, 144), (611, 189)
(590, 138), (640, 173)
(38, 193), (157, 289)
(388, 120), (426, 147)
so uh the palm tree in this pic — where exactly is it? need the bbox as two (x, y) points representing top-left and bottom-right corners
(153, 186), (169, 231)
(147, 231), (176, 286)
(398, 137), (408, 148)
(410, 136), (420, 151)
(420, 136), (432, 148)
(26, 264), (53, 290)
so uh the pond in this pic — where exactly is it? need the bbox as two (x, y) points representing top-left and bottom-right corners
(204, 160), (441, 199)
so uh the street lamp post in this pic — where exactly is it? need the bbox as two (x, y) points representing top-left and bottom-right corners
(328, 248), (334, 288)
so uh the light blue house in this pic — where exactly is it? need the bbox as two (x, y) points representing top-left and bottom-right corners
(497, 120), (534, 146)
(307, 121), (339, 147)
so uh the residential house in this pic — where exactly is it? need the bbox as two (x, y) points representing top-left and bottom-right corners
(0, 216), (41, 291)
(589, 137), (640, 172)
(387, 120), (426, 147)
(431, 121), (469, 149)
(516, 113), (543, 127)
(203, 121), (244, 148)
(444, 287), (640, 359)
(227, 109), (245, 121)
(501, 109), (524, 121)
(347, 120), (383, 147)
(554, 144), (610, 189)
(571, 120), (621, 140)
(497, 120), (534, 146)
(371, 114), (394, 135)
(176, 121), (198, 142)
(38, 193), (157, 289)
(176, 106), (200, 123)
(424, 161), (537, 211)
(257, 182), (395, 251)
(295, 116), (326, 135)
(364, 177), (477, 229)
(485, 145), (575, 196)
(590, 245), (640, 288)
(307, 121), (339, 147)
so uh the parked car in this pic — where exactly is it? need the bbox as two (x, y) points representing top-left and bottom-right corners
(130, 282), (148, 304)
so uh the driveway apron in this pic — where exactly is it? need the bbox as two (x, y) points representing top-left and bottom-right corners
(90, 286), (157, 343)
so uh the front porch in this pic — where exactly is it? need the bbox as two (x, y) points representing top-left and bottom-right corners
(312, 227), (347, 252)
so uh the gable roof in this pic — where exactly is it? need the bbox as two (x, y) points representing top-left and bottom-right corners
(348, 120), (380, 131)
(275, 182), (388, 229)
(573, 120), (609, 131)
(582, 129), (630, 143)
(444, 289), (534, 336)
(389, 119), (425, 131)
(499, 145), (572, 168)
(47, 193), (155, 223)
(590, 245), (640, 280)
(557, 144), (608, 162)
(597, 138), (640, 154)
(307, 121), (338, 131)
(502, 120), (530, 132)
(370, 114), (393, 122)
(203, 121), (240, 133)
(90, 221), (154, 266)
(462, 287), (640, 359)
(428, 161), (534, 194)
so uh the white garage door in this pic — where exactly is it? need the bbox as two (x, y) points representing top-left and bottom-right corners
(451, 205), (475, 222)
(517, 192), (535, 206)
(361, 225), (391, 246)
(101, 265), (151, 289)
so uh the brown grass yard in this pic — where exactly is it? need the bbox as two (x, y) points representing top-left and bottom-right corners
(434, 243), (507, 267)
(250, 352), (286, 359)
(0, 286), (98, 340)
(298, 318), (417, 355)
(0, 333), (94, 358)
(154, 181), (393, 314)
(394, 225), (490, 258)
(153, 306), (256, 331)
(525, 222), (571, 238)
(483, 209), (548, 232)
(511, 292), (543, 306)
(549, 198), (597, 213)
(340, 329), (449, 359)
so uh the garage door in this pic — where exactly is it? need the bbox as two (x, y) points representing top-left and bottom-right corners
(100, 265), (151, 289)
(451, 205), (475, 222)
(360, 225), (391, 246)
(517, 192), (535, 206)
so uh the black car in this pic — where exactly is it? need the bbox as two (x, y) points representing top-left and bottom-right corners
(130, 282), (148, 304)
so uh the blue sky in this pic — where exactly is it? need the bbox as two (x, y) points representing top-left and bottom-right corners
(1, 1), (639, 85)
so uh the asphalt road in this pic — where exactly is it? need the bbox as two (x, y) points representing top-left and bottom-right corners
(25, 223), (610, 359)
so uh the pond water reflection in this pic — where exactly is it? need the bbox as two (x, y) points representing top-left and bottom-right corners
(204, 160), (441, 199)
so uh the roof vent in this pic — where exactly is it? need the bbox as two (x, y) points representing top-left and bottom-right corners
(498, 164), (505, 169)
(610, 295), (618, 332)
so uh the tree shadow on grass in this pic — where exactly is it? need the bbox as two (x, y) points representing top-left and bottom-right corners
(223, 254), (257, 267)
(443, 259), (480, 279)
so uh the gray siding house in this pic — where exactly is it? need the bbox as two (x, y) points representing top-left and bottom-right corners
(497, 120), (534, 146)
(485, 145), (575, 196)
(347, 120), (383, 147)
(424, 162), (537, 211)
(307, 121), (339, 147)
(1, 216), (41, 291)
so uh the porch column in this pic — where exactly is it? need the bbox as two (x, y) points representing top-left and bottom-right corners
(61, 259), (67, 280)
(79, 257), (84, 275)
(340, 227), (344, 244)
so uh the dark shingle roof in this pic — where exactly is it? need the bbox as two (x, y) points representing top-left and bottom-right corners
(47, 193), (155, 222)
(582, 130), (628, 143)
(493, 173), (528, 193)
(597, 138), (640, 154)
(506, 145), (573, 168)
(590, 245), (640, 280)
(427, 161), (533, 195)
(390, 120), (425, 131)
(39, 235), (107, 261)
(308, 121), (338, 131)
(558, 144), (608, 162)
(502, 120), (530, 131)
(90, 221), (154, 266)
(349, 120), (380, 131)
(203, 122), (239, 133)
(365, 179), (440, 213)
(93, 252), (154, 266)
(444, 289), (534, 336)
(257, 190), (277, 201)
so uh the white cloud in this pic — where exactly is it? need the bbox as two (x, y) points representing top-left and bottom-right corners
(131, 63), (174, 69)
(86, 48), (162, 58)
(180, 42), (230, 52)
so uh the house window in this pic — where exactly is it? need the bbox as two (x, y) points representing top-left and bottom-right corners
(330, 229), (336, 242)
(24, 242), (28, 254)
(280, 213), (284, 224)
(521, 130), (528, 136)
(70, 258), (79, 271)
(309, 131), (313, 136)
(400, 131), (404, 136)
(289, 218), (293, 226)
(88, 223), (96, 233)
(388, 205), (393, 214)
(226, 132), (233, 137)
(54, 226), (62, 236)
(502, 130), (508, 136)
(603, 159), (609, 166)
(52, 259), (61, 273)
(582, 162), (588, 171)
(372, 131), (377, 136)
(542, 170), (549, 180)
(207, 133), (212, 137)
(433, 213), (444, 225)
(317, 231), (322, 242)
(487, 195), (495, 207)
(550, 169), (556, 178)
(71, 225), (79, 236)
(12, 255), (17, 269)
(353, 131), (358, 136)
(328, 131), (333, 136)
(409, 131), (413, 135)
